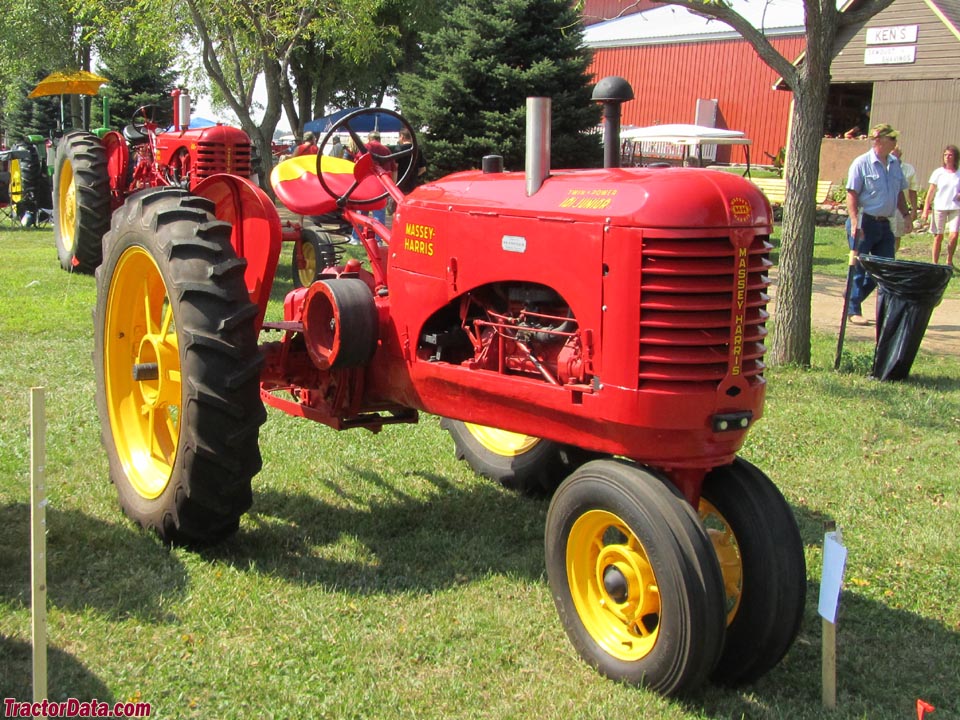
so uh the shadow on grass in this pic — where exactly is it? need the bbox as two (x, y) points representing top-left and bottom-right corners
(202, 468), (549, 592)
(0, 503), (187, 621)
(198, 470), (960, 717)
(0, 635), (114, 701)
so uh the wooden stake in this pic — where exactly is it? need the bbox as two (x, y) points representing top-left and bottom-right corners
(30, 387), (48, 713)
(822, 617), (837, 709)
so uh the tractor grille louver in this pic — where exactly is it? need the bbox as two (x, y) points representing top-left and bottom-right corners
(638, 235), (772, 390)
(194, 142), (253, 179)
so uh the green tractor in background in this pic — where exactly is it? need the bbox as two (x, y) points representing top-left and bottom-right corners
(0, 136), (52, 226)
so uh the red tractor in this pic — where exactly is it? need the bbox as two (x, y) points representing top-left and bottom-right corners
(92, 101), (805, 696)
(52, 89), (254, 273)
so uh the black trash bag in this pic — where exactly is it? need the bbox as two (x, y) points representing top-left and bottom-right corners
(858, 255), (954, 381)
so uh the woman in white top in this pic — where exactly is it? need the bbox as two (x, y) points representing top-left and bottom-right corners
(921, 144), (960, 266)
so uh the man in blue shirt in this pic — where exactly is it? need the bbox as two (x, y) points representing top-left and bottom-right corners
(845, 123), (911, 325)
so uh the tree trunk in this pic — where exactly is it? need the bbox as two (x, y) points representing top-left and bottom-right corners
(768, 48), (832, 367)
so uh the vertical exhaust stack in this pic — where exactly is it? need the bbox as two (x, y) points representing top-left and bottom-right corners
(172, 88), (192, 132)
(591, 76), (635, 169)
(526, 97), (551, 196)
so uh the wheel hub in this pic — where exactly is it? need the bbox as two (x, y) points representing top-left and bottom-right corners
(135, 335), (180, 410)
(602, 564), (629, 604)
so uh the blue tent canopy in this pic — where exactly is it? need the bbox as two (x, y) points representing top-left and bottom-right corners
(303, 107), (403, 135)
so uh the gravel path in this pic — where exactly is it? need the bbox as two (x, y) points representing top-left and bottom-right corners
(770, 269), (960, 357)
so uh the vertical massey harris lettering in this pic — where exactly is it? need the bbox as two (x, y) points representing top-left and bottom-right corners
(730, 246), (748, 375)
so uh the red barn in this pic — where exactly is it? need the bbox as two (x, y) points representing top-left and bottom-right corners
(583, 0), (805, 166)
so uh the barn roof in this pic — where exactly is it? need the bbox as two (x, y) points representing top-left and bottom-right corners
(583, 0), (806, 47)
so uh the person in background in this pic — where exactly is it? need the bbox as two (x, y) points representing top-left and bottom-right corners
(325, 136), (344, 158)
(292, 131), (318, 157)
(844, 123), (911, 326)
(395, 128), (426, 194)
(350, 132), (397, 245)
(890, 145), (918, 253)
(921, 144), (960, 267)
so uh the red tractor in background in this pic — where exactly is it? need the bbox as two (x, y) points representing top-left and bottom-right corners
(91, 97), (806, 696)
(52, 89), (254, 273)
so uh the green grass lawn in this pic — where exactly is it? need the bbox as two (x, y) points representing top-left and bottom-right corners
(1, 226), (958, 719)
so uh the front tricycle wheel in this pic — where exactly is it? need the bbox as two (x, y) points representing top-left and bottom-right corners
(93, 188), (266, 544)
(545, 460), (726, 695)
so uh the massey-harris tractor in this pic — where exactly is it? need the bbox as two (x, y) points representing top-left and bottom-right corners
(53, 89), (254, 273)
(92, 100), (806, 696)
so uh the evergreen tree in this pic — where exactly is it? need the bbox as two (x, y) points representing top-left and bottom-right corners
(398, 0), (601, 175)
(95, 46), (179, 130)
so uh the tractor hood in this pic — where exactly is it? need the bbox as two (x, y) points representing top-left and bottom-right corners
(405, 166), (773, 230)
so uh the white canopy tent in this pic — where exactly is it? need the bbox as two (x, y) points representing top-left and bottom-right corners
(619, 124), (752, 170)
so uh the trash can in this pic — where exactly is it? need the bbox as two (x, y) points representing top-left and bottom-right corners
(858, 255), (954, 381)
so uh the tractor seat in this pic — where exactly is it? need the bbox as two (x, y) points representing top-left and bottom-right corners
(122, 125), (149, 146)
(270, 155), (387, 217)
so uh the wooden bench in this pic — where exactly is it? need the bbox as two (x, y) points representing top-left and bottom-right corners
(751, 177), (835, 206)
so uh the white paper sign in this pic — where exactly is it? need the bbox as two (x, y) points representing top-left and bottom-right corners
(818, 530), (847, 623)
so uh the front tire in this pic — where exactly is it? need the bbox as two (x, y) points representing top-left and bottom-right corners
(54, 131), (111, 273)
(545, 460), (726, 695)
(700, 458), (806, 685)
(94, 188), (266, 544)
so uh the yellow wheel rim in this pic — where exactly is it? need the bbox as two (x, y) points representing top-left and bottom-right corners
(566, 509), (661, 661)
(58, 159), (77, 253)
(104, 246), (181, 500)
(298, 241), (317, 286)
(9, 158), (22, 203)
(465, 423), (540, 456)
(699, 498), (743, 625)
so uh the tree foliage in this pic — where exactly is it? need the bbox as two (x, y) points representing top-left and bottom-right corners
(648, 0), (897, 367)
(398, 0), (602, 175)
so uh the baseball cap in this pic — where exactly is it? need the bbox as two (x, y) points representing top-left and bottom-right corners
(870, 123), (899, 140)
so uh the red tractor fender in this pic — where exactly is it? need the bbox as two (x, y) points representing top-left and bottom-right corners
(194, 174), (282, 332)
(101, 131), (129, 210)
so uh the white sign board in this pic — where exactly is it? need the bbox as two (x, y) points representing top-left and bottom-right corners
(866, 25), (918, 44)
(818, 530), (847, 624)
(864, 46), (917, 65)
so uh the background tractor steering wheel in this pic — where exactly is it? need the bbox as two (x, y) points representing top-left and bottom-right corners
(131, 105), (162, 132)
(315, 108), (419, 207)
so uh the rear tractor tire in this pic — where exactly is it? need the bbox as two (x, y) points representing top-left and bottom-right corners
(54, 131), (111, 273)
(441, 418), (595, 495)
(93, 188), (266, 544)
(545, 460), (726, 695)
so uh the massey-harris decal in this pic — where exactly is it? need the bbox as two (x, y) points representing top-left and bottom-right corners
(731, 196), (751, 223)
(404, 222), (436, 256)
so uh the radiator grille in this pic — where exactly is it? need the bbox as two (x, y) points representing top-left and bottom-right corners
(194, 142), (253, 179)
(638, 235), (772, 389)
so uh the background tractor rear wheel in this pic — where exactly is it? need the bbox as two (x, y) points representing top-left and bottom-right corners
(545, 459), (726, 695)
(54, 131), (111, 273)
(291, 227), (338, 288)
(94, 188), (266, 544)
(13, 142), (45, 223)
(699, 457), (807, 685)
(441, 418), (595, 495)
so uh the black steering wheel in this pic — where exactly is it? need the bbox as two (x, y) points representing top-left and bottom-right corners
(131, 105), (162, 132)
(315, 108), (419, 207)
